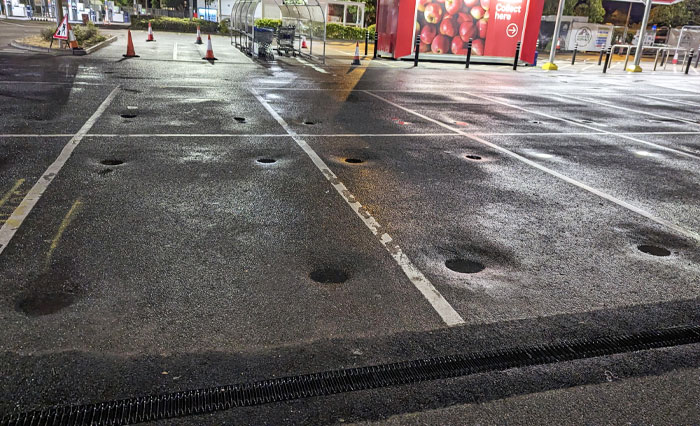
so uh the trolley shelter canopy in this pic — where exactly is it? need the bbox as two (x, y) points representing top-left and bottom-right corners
(230, 0), (327, 59)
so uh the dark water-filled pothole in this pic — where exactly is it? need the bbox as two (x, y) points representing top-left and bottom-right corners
(310, 268), (349, 284)
(445, 258), (485, 274)
(637, 244), (671, 257)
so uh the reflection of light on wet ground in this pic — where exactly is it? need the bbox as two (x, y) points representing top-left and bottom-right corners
(524, 150), (555, 159)
(633, 150), (662, 158)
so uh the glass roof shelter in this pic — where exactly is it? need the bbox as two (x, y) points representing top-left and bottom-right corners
(230, 0), (327, 63)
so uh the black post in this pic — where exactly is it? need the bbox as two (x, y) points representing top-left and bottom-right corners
(364, 31), (369, 56)
(685, 50), (694, 74)
(660, 50), (667, 66)
(571, 46), (577, 65)
(598, 48), (605, 65)
(414, 34), (420, 67)
(695, 45), (700, 68)
(513, 41), (521, 71)
(465, 38), (472, 69)
(602, 47), (611, 73)
(373, 32), (378, 59)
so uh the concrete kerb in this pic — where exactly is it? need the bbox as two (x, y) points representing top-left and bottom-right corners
(10, 35), (117, 55)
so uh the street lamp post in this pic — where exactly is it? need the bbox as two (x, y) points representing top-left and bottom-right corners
(542, 0), (565, 70)
(627, 0), (652, 72)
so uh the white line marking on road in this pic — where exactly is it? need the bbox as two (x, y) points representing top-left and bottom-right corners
(365, 90), (700, 244)
(581, 64), (597, 72)
(641, 94), (700, 108)
(558, 93), (700, 127)
(172, 42), (178, 60)
(294, 56), (329, 74)
(472, 93), (700, 160)
(251, 88), (464, 326)
(0, 86), (119, 256)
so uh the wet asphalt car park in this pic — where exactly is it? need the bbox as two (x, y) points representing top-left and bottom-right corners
(1, 25), (699, 424)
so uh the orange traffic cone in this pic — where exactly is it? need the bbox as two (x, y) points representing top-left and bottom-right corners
(146, 22), (155, 42)
(195, 25), (203, 44)
(672, 50), (679, 64)
(123, 30), (139, 58)
(67, 23), (79, 49)
(202, 34), (217, 60)
(352, 41), (361, 65)
(301, 36), (307, 49)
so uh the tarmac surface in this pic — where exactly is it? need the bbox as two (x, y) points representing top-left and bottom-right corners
(1, 24), (699, 424)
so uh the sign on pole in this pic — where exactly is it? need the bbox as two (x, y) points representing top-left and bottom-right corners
(53, 15), (69, 40)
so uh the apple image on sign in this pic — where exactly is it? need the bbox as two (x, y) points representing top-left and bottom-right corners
(440, 17), (458, 37)
(459, 20), (476, 42)
(424, 3), (444, 24)
(480, 0), (490, 10)
(431, 34), (451, 53)
(470, 5), (484, 19)
(472, 38), (484, 55)
(444, 0), (462, 15)
(456, 12), (471, 23)
(417, 0), (431, 12)
(477, 18), (487, 38)
(420, 24), (437, 44)
(462, 0), (479, 8)
(451, 36), (468, 54)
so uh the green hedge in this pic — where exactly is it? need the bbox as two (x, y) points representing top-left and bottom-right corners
(131, 17), (219, 33)
(325, 22), (374, 40)
(130, 17), (375, 40)
(254, 18), (282, 29)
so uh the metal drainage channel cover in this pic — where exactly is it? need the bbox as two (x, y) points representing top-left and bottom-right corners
(3, 325), (699, 426)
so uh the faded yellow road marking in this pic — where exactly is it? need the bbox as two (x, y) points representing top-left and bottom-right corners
(0, 179), (25, 209)
(45, 199), (82, 267)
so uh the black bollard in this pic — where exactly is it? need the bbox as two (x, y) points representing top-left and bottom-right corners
(373, 32), (378, 59)
(365, 31), (369, 56)
(414, 34), (420, 67)
(465, 38), (472, 69)
(571, 46), (577, 65)
(695, 46), (700, 68)
(598, 48), (604, 66)
(686, 50), (694, 74)
(602, 48), (611, 73)
(513, 41), (521, 71)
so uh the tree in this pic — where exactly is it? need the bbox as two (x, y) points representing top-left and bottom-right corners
(649, 0), (697, 27)
(361, 0), (376, 26)
(607, 9), (629, 25)
(541, 0), (604, 23)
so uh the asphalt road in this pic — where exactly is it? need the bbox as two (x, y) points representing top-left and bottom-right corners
(0, 26), (699, 424)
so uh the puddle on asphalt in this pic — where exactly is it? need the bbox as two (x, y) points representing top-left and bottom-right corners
(15, 270), (82, 317)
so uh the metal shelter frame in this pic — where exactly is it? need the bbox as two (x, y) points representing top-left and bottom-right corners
(230, 0), (326, 63)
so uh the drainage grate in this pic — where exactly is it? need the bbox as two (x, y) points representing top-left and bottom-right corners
(3, 325), (699, 426)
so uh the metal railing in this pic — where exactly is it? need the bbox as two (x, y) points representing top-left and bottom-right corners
(609, 44), (689, 71)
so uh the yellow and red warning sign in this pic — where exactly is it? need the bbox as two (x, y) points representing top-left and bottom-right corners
(53, 16), (69, 40)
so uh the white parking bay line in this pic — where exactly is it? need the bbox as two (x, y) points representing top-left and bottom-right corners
(0, 86), (120, 256)
(294, 57), (329, 74)
(365, 90), (700, 244)
(558, 93), (700, 127)
(251, 88), (464, 326)
(471, 93), (700, 161)
(172, 42), (178, 60)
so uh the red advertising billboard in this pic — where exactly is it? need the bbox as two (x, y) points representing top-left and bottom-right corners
(376, 0), (544, 63)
